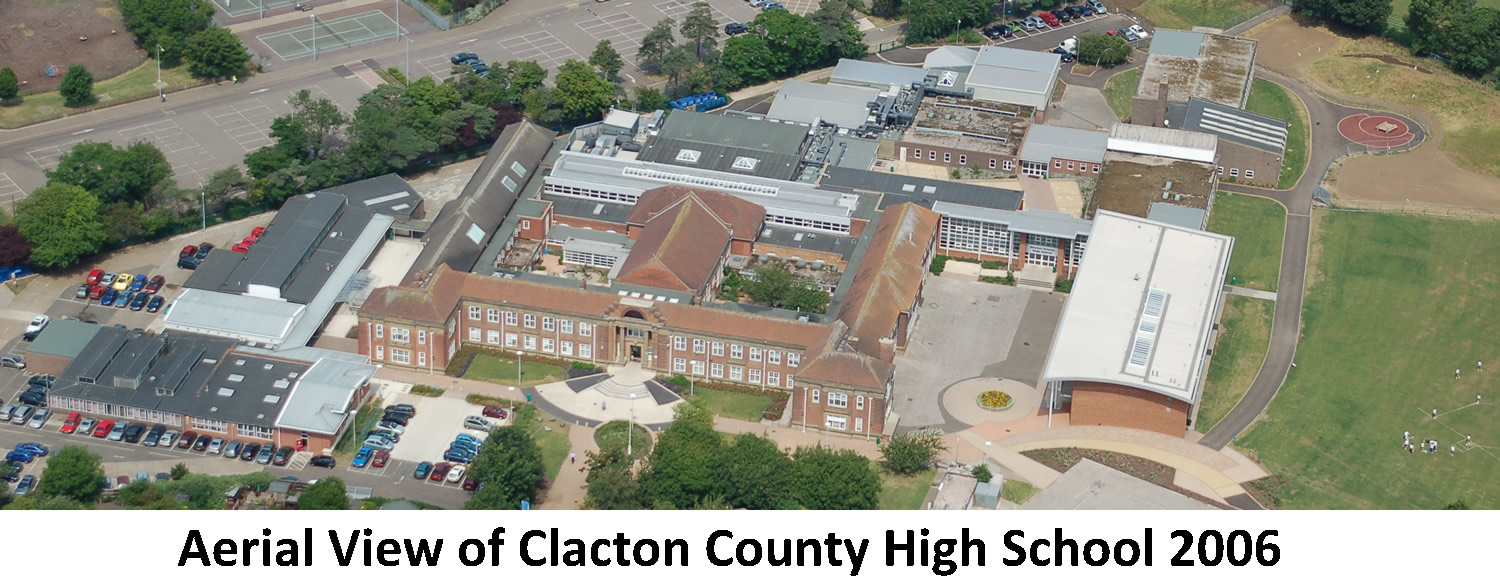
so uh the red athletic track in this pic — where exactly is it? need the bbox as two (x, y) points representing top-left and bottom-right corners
(1337, 113), (1415, 148)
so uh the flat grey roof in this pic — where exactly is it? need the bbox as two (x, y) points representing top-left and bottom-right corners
(551, 224), (631, 247)
(757, 225), (861, 261)
(163, 289), (306, 346)
(1149, 29), (1206, 58)
(1180, 98), (1289, 154)
(829, 58), (927, 88)
(637, 110), (809, 180)
(1147, 202), (1208, 230)
(924, 46), (979, 70)
(768, 80), (880, 129)
(323, 174), (423, 219)
(1023, 459), (1218, 510)
(28, 319), (103, 359)
(543, 193), (634, 223)
(968, 45), (1061, 96)
(821, 166), (1024, 212)
(275, 358), (376, 434)
(1018, 124), (1109, 164)
(1136, 31), (1257, 107)
(931, 202), (1093, 239)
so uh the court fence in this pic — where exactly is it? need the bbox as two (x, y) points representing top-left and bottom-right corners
(454, 0), (509, 27)
(402, 0), (451, 31)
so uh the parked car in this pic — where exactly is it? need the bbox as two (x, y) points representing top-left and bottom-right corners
(29, 375), (54, 392)
(158, 429), (179, 448)
(724, 22), (748, 35)
(10, 405), (33, 425)
(129, 292), (149, 311)
(207, 437), (225, 455)
(116, 291), (135, 309)
(223, 440), (243, 458)
(231, 240), (253, 253)
(15, 443), (48, 457)
(240, 441), (261, 461)
(446, 465), (466, 483)
(155, 472), (170, 482)
(413, 461), (433, 479)
(309, 455), (336, 468)
(179, 245), (198, 260)
(272, 446), (293, 466)
(372, 449), (389, 468)
(100, 273), (117, 287)
(363, 436), (395, 451)
(88, 285), (105, 300)
(77, 417), (97, 436)
(450, 52), (479, 65)
(177, 431), (197, 449)
(123, 423), (146, 443)
(380, 414), (410, 426)
(93, 419), (116, 438)
(255, 445), (275, 465)
(145, 275), (165, 294)
(15, 475), (36, 496)
(112, 273), (133, 291)
(22, 315), (49, 341)
(369, 429), (401, 443)
(60, 411), (81, 433)
(116, 475), (130, 489)
(17, 391), (45, 407)
(129, 274), (147, 292)
(463, 416), (491, 431)
(0, 404), (13, 421)
(107, 423), (126, 441)
(1051, 9), (1072, 23)
(86, 269), (104, 286)
(252, 226), (266, 238)
(982, 25), (1002, 39)
(454, 433), (484, 447)
(146, 295), (165, 313)
(1128, 24), (1149, 38)
(352, 446), (374, 468)
(443, 449), (474, 464)
(1123, 27), (1138, 41)
(385, 404), (416, 416)
(1039, 12), (1059, 26)
(1, 354), (26, 370)
(144, 424), (164, 445)
(429, 462), (451, 482)
(462, 477), (479, 491)
(1089, 0), (1107, 14)
(100, 289), (117, 306)
(376, 420), (406, 434)
(192, 435), (211, 451)
(5, 450), (34, 464)
(481, 405), (508, 419)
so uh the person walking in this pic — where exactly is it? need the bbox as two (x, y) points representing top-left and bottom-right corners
(1433, 408), (1439, 419)
(1479, 360), (1484, 372)
(1451, 445), (1457, 455)
(1467, 435), (1473, 446)
(569, 451), (576, 465)
(1456, 368), (1462, 379)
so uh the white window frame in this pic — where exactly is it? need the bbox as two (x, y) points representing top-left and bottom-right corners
(855, 417), (863, 433)
(390, 348), (411, 365)
(580, 322), (593, 337)
(505, 332), (518, 348)
(505, 311), (519, 326)
(913, 148), (922, 159)
(826, 415), (847, 431)
(711, 342), (724, 357)
(693, 339), (705, 354)
(787, 353), (800, 368)
(468, 327), (480, 342)
(749, 347), (761, 362)
(988, 159), (996, 169)
(749, 368), (762, 384)
(828, 392), (848, 408)
(729, 365), (744, 381)
(673, 336), (687, 351)
(391, 327), (410, 344)
(523, 336), (537, 350)
(416, 330), (426, 345)
(731, 344), (743, 359)
(674, 358), (687, 373)
(487, 308), (500, 323)
(812, 389), (820, 404)
(580, 344), (592, 358)
(767, 371), (780, 387)
(1245, 169), (1255, 179)
(692, 361), (705, 376)
(1230, 168), (1239, 177)
(711, 363), (724, 378)
(560, 319), (573, 334)
(561, 341), (573, 356)
(856, 395), (865, 410)
(542, 317), (555, 332)
(374, 324), (383, 339)
(417, 351), (427, 367)
(468, 306), (481, 320)
(959, 154), (967, 165)
(1003, 159), (1015, 171)
(524, 314), (536, 328)
(542, 338), (555, 354)
(943, 152), (952, 163)
(767, 350), (781, 365)
(487, 330), (500, 345)
(374, 345), (384, 360)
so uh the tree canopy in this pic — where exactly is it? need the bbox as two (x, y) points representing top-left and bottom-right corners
(1294, 0), (1392, 34)
(638, 18), (678, 70)
(464, 422), (545, 510)
(46, 141), (174, 205)
(38, 445), (106, 503)
(299, 477), (351, 510)
(590, 40), (626, 80)
(1078, 33), (1130, 66)
(681, 2), (721, 60)
(185, 27), (251, 79)
(60, 65), (95, 107)
(880, 430), (947, 475)
(553, 59), (618, 122)
(0, 67), (18, 101)
(904, 0), (993, 43)
(0, 225), (33, 268)
(16, 184), (107, 269)
(743, 263), (829, 313)
(119, 0), (216, 67)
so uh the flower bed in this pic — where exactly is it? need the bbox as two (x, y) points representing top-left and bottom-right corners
(977, 391), (1013, 411)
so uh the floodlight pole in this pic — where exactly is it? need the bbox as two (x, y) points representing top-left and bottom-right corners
(200, 183), (206, 231)
(260, 0), (264, 19)
(310, 14), (318, 61)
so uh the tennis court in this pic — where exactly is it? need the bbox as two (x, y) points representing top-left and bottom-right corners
(216, 0), (301, 19)
(256, 10), (404, 60)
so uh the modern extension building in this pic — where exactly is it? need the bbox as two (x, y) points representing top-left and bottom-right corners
(1130, 29), (1257, 127)
(1167, 98), (1289, 186)
(1041, 211), (1233, 436)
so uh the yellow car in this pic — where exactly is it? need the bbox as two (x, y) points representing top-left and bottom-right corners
(113, 273), (133, 291)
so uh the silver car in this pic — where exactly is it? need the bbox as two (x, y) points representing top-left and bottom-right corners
(0, 404), (14, 422)
(10, 405), (33, 425)
(207, 437), (225, 455)
(27, 408), (50, 429)
(159, 429), (179, 448)
(107, 424), (126, 440)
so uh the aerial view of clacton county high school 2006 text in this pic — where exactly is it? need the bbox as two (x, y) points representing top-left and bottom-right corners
(0, 0), (1496, 519)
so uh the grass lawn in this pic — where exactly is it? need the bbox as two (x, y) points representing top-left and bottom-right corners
(462, 354), (566, 387)
(878, 468), (935, 509)
(1134, 0), (1266, 30)
(1243, 78), (1309, 189)
(1101, 69), (1141, 121)
(593, 420), (652, 460)
(0, 62), (199, 129)
(516, 407), (571, 480)
(1207, 192), (1286, 292)
(693, 387), (771, 422)
(1195, 295), (1273, 433)
(1000, 479), (1037, 505)
(1311, 36), (1500, 179)
(1237, 211), (1500, 508)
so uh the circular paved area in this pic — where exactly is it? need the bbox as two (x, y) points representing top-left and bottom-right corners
(942, 378), (1042, 427)
(1338, 113), (1415, 148)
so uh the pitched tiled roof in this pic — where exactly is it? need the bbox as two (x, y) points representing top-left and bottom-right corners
(795, 321), (894, 390)
(837, 203), (940, 357)
(625, 186), (766, 242)
(361, 265), (830, 350)
(615, 196), (732, 292)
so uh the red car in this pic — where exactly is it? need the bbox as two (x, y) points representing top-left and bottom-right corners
(372, 450), (390, 468)
(231, 240), (253, 253)
(251, 226), (266, 238)
(430, 462), (451, 482)
(481, 405), (508, 419)
(1039, 12), (1060, 26)
(144, 275), (166, 294)
(60, 411), (81, 434)
(88, 285), (106, 300)
(180, 245), (198, 259)
(93, 419), (116, 438)
(462, 477), (479, 492)
(86, 269), (104, 286)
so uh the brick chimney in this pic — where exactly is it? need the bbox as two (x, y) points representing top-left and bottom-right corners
(1155, 82), (1170, 127)
(878, 337), (897, 362)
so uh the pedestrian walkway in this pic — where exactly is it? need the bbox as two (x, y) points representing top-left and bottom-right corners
(538, 424), (594, 509)
(1225, 285), (1278, 301)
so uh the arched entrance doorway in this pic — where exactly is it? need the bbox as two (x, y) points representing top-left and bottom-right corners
(619, 309), (649, 362)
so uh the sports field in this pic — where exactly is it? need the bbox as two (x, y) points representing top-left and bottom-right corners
(1207, 192), (1285, 292)
(1238, 211), (1500, 509)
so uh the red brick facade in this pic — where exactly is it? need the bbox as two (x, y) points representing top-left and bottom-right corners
(1069, 381), (1189, 437)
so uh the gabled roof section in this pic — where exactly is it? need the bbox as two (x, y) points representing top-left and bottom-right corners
(967, 45), (1061, 95)
(836, 203), (940, 357)
(923, 46), (979, 70)
(626, 186), (766, 242)
(615, 196), (732, 292)
(796, 321), (894, 390)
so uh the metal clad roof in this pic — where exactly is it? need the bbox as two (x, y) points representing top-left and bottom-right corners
(1146, 202), (1208, 230)
(1018, 124), (1109, 164)
(966, 45), (1061, 95)
(1148, 29), (1206, 58)
(821, 167), (1024, 211)
(1181, 98), (1289, 154)
(829, 58), (927, 88)
(767, 80), (880, 128)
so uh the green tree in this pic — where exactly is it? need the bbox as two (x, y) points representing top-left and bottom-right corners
(681, 2), (721, 60)
(507, 60), (549, 93)
(299, 477), (351, 509)
(791, 447), (881, 509)
(202, 166), (249, 209)
(750, 9), (823, 76)
(0, 67), (18, 102)
(59, 65), (95, 107)
(721, 34), (776, 86)
(633, 86), (669, 111)
(45, 141), (173, 205)
(3, 494), (90, 510)
(590, 40), (626, 80)
(1077, 33), (1130, 66)
(553, 59), (618, 121)
(15, 184), (106, 269)
(871, 0), (904, 17)
(716, 434), (794, 509)
(879, 430), (947, 475)
(659, 45), (700, 91)
(0, 225), (35, 268)
(119, 0), (216, 67)
(638, 399), (724, 508)
(808, 0), (869, 63)
(744, 263), (826, 310)
(1449, 8), (1500, 76)
(583, 447), (641, 509)
(169, 462), (190, 480)
(1294, 0), (1392, 33)
(342, 84), (436, 178)
(972, 464), (993, 483)
(405, 76), (463, 114)
(170, 474), (228, 509)
(1406, 0), (1471, 56)
(520, 86), (564, 127)
(782, 284), (830, 314)
(184, 27), (250, 79)
(464, 424), (545, 510)
(903, 0), (992, 43)
(37, 445), (106, 503)
(638, 18), (679, 70)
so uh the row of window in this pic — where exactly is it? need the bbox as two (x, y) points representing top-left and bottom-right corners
(810, 389), (866, 410)
(1053, 160), (1100, 173)
(670, 336), (800, 366)
(464, 307), (595, 337)
(825, 414), (864, 433)
(468, 328), (597, 359)
(764, 213), (850, 235)
(546, 183), (641, 204)
(911, 148), (1015, 170)
(1217, 167), (1255, 180)
(672, 357), (797, 388)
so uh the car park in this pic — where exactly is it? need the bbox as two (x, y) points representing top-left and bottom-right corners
(724, 22), (748, 35)
(87, 269), (104, 286)
(1039, 12), (1059, 26)
(0, 404), (12, 421)
(241, 442), (261, 461)
(116, 291), (135, 309)
(1128, 24), (1148, 38)
(372, 450), (389, 468)
(88, 285), (105, 300)
(413, 461), (433, 479)
(454, 433), (484, 447)
(309, 455), (336, 468)
(386, 404), (416, 416)
(177, 431), (198, 449)
(107, 423), (126, 440)
(1123, 27), (1138, 41)
(369, 429), (401, 443)
(207, 437), (225, 455)
(272, 446), (293, 466)
(155, 472), (170, 482)
(15, 475), (36, 496)
(443, 449), (474, 464)
(10, 405), (33, 425)
(1051, 9), (1071, 23)
(101, 273), (117, 287)
(481, 405), (508, 419)
(463, 416), (491, 431)
(1, 463), (20, 483)
(450, 52), (479, 65)
(158, 429), (178, 448)
(429, 462), (451, 482)
(77, 417), (97, 436)
(29, 375), (54, 392)
(18, 391), (45, 408)
(255, 445), (275, 465)
(380, 414), (409, 426)
(364, 436), (396, 451)
(353, 446), (374, 468)
(223, 440), (243, 458)
(376, 420), (406, 434)
(60, 412), (80, 433)
(146, 295), (165, 313)
(93, 419), (115, 438)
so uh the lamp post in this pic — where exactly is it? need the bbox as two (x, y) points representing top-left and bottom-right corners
(516, 351), (524, 390)
(310, 14), (318, 61)
(199, 183), (206, 231)
(628, 393), (636, 457)
(508, 386), (515, 422)
(956, 18), (961, 43)
(156, 45), (163, 100)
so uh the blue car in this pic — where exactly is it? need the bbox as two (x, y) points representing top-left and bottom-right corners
(15, 443), (48, 457)
(116, 291), (134, 309)
(16, 475), (36, 496)
(443, 449), (473, 464)
(454, 434), (484, 446)
(413, 461), (433, 479)
(130, 274), (147, 292)
(101, 288), (118, 306)
(5, 450), (34, 464)
(352, 446), (374, 468)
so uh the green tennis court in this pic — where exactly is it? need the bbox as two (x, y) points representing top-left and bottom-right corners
(256, 10), (404, 60)
(217, 0), (300, 19)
